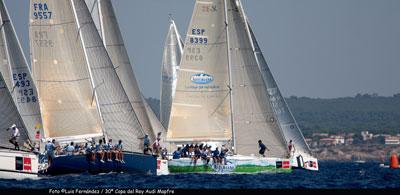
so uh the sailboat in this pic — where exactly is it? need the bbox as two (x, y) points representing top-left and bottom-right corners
(0, 73), (40, 179)
(29, 0), (156, 175)
(0, 0), (43, 149)
(165, 0), (318, 173)
(85, 0), (172, 174)
(0, 0), (43, 179)
(160, 17), (184, 130)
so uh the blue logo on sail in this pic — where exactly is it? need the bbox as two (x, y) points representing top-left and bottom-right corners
(190, 73), (213, 84)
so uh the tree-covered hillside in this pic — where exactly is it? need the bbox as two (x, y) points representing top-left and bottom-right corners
(146, 94), (400, 137)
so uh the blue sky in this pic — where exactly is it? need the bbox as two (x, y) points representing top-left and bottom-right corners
(6, 0), (400, 98)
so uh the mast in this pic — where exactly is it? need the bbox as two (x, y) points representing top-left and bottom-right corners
(71, 0), (105, 139)
(224, 0), (236, 154)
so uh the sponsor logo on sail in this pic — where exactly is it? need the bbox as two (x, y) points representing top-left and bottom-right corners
(190, 73), (213, 84)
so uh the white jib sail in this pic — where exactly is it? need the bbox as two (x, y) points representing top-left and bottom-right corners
(160, 18), (184, 130)
(85, 0), (158, 143)
(238, 0), (313, 157)
(225, 0), (288, 157)
(71, 0), (146, 152)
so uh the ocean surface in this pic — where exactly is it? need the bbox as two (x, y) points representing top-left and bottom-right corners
(0, 161), (399, 190)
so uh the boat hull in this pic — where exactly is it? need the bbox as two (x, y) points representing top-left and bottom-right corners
(0, 149), (40, 179)
(41, 152), (157, 175)
(168, 155), (291, 174)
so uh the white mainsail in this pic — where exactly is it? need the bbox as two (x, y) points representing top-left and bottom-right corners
(29, 0), (145, 152)
(0, 73), (30, 149)
(29, 0), (103, 141)
(85, 0), (158, 142)
(160, 18), (184, 129)
(167, 0), (232, 142)
(0, 0), (43, 140)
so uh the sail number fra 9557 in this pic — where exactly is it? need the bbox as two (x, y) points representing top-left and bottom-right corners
(32, 3), (52, 19)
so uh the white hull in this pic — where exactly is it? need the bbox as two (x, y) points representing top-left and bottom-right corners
(0, 149), (40, 179)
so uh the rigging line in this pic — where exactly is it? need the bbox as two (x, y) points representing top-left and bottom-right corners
(209, 84), (231, 117)
(75, 23), (90, 42)
(91, 79), (105, 106)
(89, 0), (98, 15)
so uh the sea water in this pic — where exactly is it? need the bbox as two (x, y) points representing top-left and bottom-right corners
(0, 161), (399, 189)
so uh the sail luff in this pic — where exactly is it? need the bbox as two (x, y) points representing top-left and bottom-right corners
(71, 0), (145, 152)
(0, 0), (43, 141)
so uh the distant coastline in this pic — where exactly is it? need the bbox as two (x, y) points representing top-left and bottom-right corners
(146, 93), (400, 137)
(145, 94), (400, 162)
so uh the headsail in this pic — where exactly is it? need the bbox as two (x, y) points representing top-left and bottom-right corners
(226, 0), (287, 157)
(29, 0), (103, 141)
(167, 0), (232, 142)
(0, 0), (43, 140)
(71, 0), (146, 151)
(160, 17), (184, 129)
(247, 23), (312, 156)
(85, 0), (157, 142)
(236, 1), (313, 156)
(0, 73), (30, 149)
